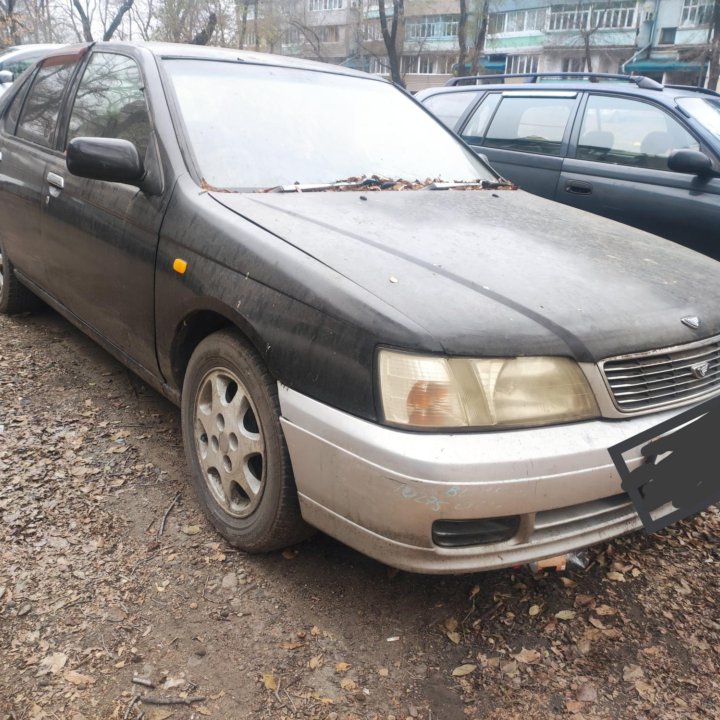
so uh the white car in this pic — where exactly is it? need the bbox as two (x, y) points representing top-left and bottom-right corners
(0, 44), (62, 94)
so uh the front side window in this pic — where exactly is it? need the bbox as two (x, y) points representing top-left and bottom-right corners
(483, 95), (576, 155)
(461, 93), (502, 144)
(163, 60), (493, 189)
(423, 91), (479, 129)
(67, 52), (152, 159)
(16, 57), (77, 148)
(576, 95), (700, 170)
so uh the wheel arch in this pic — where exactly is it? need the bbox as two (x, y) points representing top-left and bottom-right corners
(168, 305), (267, 394)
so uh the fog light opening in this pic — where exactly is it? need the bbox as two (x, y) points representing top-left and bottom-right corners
(432, 516), (521, 548)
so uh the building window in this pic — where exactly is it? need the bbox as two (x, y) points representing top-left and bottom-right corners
(506, 54), (539, 74)
(406, 14), (460, 40)
(363, 21), (383, 41)
(283, 27), (302, 44)
(316, 25), (340, 41)
(488, 7), (547, 34)
(549, 1), (635, 31)
(367, 56), (388, 74)
(562, 56), (587, 72)
(309, 0), (343, 11)
(659, 26), (677, 44)
(681, 0), (712, 25)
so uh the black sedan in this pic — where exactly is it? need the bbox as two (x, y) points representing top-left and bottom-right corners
(2, 43), (720, 573)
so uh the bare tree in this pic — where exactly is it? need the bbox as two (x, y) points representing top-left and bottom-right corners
(708, 0), (720, 89)
(377, 0), (403, 87)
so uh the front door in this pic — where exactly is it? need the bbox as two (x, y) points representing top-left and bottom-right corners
(557, 93), (720, 256)
(41, 49), (166, 373)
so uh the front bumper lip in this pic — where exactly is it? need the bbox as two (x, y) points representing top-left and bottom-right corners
(278, 385), (683, 574)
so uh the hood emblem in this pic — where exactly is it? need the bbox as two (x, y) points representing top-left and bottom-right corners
(691, 361), (710, 379)
(681, 316), (700, 329)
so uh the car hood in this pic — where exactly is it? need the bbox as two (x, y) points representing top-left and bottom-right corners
(211, 189), (720, 362)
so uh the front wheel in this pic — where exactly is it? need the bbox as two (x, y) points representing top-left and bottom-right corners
(181, 329), (310, 552)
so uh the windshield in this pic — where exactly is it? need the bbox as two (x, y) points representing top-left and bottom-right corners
(163, 59), (494, 190)
(677, 96), (720, 140)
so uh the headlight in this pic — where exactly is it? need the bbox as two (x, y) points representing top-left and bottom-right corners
(378, 349), (599, 429)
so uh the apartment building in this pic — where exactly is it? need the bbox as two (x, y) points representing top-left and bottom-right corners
(276, 0), (717, 90)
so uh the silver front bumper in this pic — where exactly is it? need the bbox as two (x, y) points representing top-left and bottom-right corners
(278, 385), (683, 574)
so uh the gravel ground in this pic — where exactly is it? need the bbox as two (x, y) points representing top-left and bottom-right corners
(2, 308), (720, 720)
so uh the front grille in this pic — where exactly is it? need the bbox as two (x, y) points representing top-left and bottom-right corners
(602, 337), (720, 412)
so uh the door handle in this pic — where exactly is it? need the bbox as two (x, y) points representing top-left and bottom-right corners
(47, 172), (64, 190)
(565, 180), (592, 195)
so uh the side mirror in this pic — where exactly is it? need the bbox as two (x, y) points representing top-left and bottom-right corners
(0, 70), (12, 85)
(66, 137), (145, 185)
(668, 149), (714, 177)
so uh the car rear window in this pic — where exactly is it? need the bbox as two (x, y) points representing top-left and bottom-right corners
(483, 95), (576, 156)
(422, 91), (480, 129)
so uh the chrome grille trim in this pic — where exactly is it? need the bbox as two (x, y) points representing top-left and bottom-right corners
(600, 335), (720, 413)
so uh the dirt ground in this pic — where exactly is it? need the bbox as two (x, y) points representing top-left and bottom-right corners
(2, 309), (720, 720)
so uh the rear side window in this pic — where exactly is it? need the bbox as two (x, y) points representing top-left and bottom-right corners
(16, 58), (77, 148)
(4, 73), (33, 134)
(576, 95), (700, 171)
(423, 91), (480, 129)
(483, 95), (576, 156)
(67, 52), (152, 159)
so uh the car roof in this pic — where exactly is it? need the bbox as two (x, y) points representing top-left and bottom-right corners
(418, 80), (717, 105)
(0, 43), (63, 58)
(48, 40), (380, 82)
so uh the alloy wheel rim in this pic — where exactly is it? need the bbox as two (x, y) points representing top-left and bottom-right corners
(194, 368), (266, 518)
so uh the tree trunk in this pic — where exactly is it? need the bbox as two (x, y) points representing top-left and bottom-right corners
(236, 0), (249, 48)
(191, 11), (217, 45)
(469, 0), (490, 75)
(72, 0), (94, 42)
(708, 0), (720, 90)
(456, 0), (467, 77)
(103, 0), (135, 41)
(378, 0), (404, 88)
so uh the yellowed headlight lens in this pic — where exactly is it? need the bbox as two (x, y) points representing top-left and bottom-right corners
(378, 350), (599, 429)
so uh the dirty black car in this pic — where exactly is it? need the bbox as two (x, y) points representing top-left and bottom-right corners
(2, 43), (720, 574)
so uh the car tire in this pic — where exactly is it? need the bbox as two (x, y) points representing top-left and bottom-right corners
(181, 329), (310, 552)
(0, 238), (39, 314)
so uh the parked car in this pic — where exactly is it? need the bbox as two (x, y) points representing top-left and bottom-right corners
(0, 43), (62, 95)
(2, 44), (720, 574)
(417, 73), (720, 258)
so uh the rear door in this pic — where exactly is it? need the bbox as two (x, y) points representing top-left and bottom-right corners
(558, 93), (720, 252)
(0, 52), (81, 289)
(41, 49), (166, 373)
(458, 90), (580, 199)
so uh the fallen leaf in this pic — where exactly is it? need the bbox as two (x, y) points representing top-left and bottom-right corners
(145, 711), (173, 720)
(446, 631), (460, 644)
(262, 673), (277, 691)
(555, 610), (576, 621)
(378, 668), (389, 677)
(36, 652), (68, 676)
(281, 641), (303, 651)
(181, 525), (201, 536)
(513, 648), (541, 664)
(528, 604), (541, 616)
(577, 681), (598, 703)
(566, 700), (584, 714)
(444, 617), (459, 632)
(623, 664), (645, 682)
(606, 571), (625, 582)
(310, 626), (321, 636)
(336, 662), (351, 673)
(589, 617), (605, 629)
(559, 577), (576, 588)
(577, 638), (592, 656)
(309, 655), (323, 670)
(595, 604), (617, 616)
(575, 594), (595, 607)
(196, 708), (211, 717)
(452, 664), (477, 677)
(64, 670), (95, 686)
(500, 660), (518, 676)
(340, 677), (357, 691)
(469, 585), (480, 599)
(635, 679), (654, 699)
